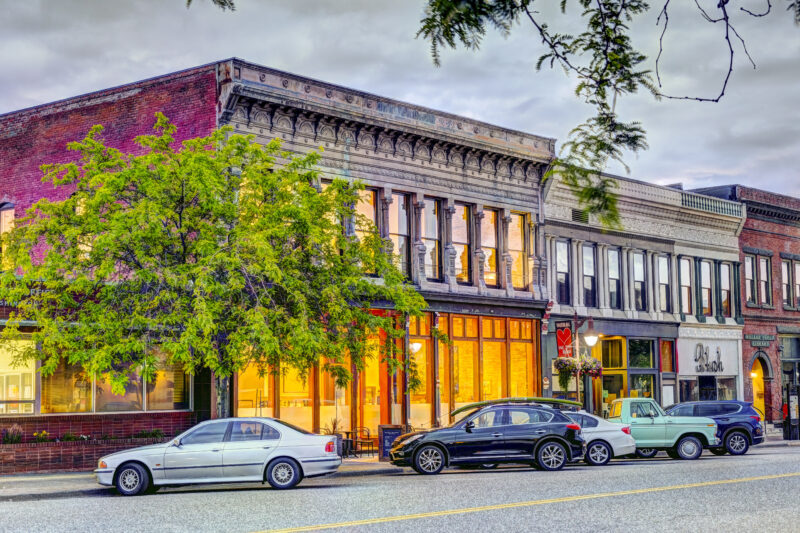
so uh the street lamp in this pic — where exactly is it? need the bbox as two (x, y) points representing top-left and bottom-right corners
(572, 314), (600, 411)
(583, 321), (600, 348)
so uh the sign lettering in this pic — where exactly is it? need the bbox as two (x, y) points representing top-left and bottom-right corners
(694, 343), (724, 373)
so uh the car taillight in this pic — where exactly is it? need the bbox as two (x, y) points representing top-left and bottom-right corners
(750, 415), (761, 422)
(325, 441), (335, 453)
(621, 426), (631, 435)
(566, 423), (581, 431)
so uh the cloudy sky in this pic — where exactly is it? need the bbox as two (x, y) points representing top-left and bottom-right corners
(2, 0), (798, 195)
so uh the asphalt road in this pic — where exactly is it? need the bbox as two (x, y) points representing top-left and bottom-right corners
(2, 447), (800, 533)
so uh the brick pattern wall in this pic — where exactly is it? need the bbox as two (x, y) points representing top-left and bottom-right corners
(0, 65), (218, 263)
(0, 411), (196, 443)
(0, 438), (168, 475)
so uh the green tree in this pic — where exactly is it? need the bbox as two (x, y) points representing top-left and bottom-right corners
(0, 114), (426, 418)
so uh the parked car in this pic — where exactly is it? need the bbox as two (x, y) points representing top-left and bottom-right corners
(94, 418), (341, 495)
(564, 411), (636, 466)
(665, 400), (764, 455)
(607, 398), (719, 460)
(390, 401), (585, 473)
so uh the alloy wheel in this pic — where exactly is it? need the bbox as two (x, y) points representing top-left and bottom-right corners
(540, 444), (565, 469)
(119, 468), (140, 492)
(418, 447), (443, 473)
(272, 463), (295, 486)
(588, 443), (610, 465)
(727, 433), (748, 454)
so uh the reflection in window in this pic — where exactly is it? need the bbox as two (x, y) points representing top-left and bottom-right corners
(680, 257), (693, 314)
(96, 370), (143, 412)
(453, 204), (472, 284)
(229, 421), (265, 441)
(482, 209), (499, 287)
(582, 244), (596, 307)
(0, 340), (35, 415)
(237, 363), (273, 418)
(509, 342), (533, 397)
(147, 353), (189, 411)
(421, 198), (442, 280)
(453, 340), (478, 407)
(41, 361), (93, 413)
(633, 252), (647, 311)
(658, 256), (670, 312)
(389, 193), (411, 276)
(630, 375), (654, 399)
(629, 339), (654, 368)
(608, 249), (621, 309)
(556, 241), (571, 305)
(701, 261), (712, 316)
(509, 213), (527, 289)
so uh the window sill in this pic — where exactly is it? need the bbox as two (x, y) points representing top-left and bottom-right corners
(783, 305), (797, 312)
(745, 302), (760, 308)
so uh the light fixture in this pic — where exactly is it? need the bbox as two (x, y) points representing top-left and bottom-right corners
(750, 371), (758, 378)
(582, 317), (599, 348)
(409, 342), (423, 354)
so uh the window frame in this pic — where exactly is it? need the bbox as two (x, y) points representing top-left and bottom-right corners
(555, 240), (571, 305)
(421, 197), (443, 281)
(744, 255), (756, 304)
(720, 262), (732, 317)
(759, 256), (772, 306)
(508, 212), (528, 290)
(582, 243), (597, 308)
(658, 255), (671, 312)
(481, 208), (500, 287)
(700, 261), (713, 317)
(632, 251), (647, 312)
(388, 192), (412, 278)
(453, 203), (473, 285)
(782, 259), (793, 307)
(679, 257), (693, 315)
(607, 248), (622, 310)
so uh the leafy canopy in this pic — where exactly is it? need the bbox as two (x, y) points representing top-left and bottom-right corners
(0, 114), (426, 395)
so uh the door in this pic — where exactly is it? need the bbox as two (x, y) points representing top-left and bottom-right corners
(503, 408), (554, 457)
(699, 376), (718, 401)
(222, 420), (280, 479)
(448, 408), (507, 462)
(164, 421), (229, 480)
(629, 401), (665, 447)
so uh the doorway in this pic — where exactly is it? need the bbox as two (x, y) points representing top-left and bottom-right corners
(752, 358), (766, 419)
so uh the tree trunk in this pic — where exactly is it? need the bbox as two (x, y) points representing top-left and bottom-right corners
(215, 374), (231, 419)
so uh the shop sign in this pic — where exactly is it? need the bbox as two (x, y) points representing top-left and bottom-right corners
(555, 321), (573, 358)
(744, 334), (774, 348)
(542, 377), (550, 390)
(694, 343), (724, 373)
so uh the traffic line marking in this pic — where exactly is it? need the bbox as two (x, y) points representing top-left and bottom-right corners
(261, 471), (800, 532)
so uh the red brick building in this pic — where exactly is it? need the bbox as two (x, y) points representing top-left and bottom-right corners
(698, 186), (800, 424)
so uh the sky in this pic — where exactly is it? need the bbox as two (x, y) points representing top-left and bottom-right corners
(1, 0), (798, 196)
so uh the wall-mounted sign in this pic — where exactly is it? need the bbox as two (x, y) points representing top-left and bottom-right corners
(555, 321), (573, 358)
(744, 334), (774, 348)
(694, 343), (724, 373)
(542, 377), (550, 390)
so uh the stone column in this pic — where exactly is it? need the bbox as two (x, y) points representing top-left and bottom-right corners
(671, 254), (680, 316)
(474, 207), (486, 291)
(443, 203), (458, 291)
(713, 259), (724, 323)
(621, 247), (631, 312)
(598, 244), (609, 309)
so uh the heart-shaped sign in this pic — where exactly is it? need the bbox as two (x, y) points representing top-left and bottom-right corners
(556, 327), (572, 358)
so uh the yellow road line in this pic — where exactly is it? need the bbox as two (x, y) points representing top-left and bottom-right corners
(262, 471), (800, 533)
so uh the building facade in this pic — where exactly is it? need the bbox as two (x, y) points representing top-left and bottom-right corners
(698, 186), (800, 423)
(542, 176), (745, 416)
(0, 59), (552, 440)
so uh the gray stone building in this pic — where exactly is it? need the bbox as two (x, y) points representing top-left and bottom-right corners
(219, 59), (553, 432)
(542, 174), (745, 415)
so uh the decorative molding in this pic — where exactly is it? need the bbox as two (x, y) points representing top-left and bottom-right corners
(678, 326), (743, 340)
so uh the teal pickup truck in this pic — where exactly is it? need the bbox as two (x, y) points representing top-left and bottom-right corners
(608, 398), (719, 460)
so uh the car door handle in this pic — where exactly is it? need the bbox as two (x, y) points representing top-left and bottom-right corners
(211, 449), (221, 452)
(262, 446), (272, 449)
(492, 433), (503, 437)
(534, 430), (547, 434)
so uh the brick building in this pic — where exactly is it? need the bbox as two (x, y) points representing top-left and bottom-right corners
(0, 58), (552, 452)
(698, 186), (800, 424)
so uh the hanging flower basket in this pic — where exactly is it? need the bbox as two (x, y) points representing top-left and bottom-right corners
(580, 356), (603, 378)
(553, 357), (578, 391)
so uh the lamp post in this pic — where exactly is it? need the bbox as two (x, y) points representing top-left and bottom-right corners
(573, 313), (600, 410)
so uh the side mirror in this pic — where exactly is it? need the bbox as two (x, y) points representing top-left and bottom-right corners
(464, 421), (475, 433)
(648, 410), (656, 418)
(172, 438), (182, 447)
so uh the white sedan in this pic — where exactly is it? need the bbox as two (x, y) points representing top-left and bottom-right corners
(566, 411), (636, 466)
(94, 417), (341, 495)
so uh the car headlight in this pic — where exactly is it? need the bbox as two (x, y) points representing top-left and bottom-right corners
(400, 434), (424, 447)
(98, 460), (107, 469)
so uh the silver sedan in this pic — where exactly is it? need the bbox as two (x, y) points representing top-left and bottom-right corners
(566, 411), (636, 466)
(94, 417), (341, 495)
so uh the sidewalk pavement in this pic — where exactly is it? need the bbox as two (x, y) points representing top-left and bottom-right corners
(0, 456), (403, 502)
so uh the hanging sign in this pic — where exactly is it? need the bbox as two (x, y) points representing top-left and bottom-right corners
(556, 321), (573, 358)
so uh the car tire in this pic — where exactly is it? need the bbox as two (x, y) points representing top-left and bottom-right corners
(266, 458), (302, 489)
(584, 441), (612, 466)
(536, 441), (567, 471)
(414, 445), (445, 475)
(675, 436), (703, 460)
(709, 447), (728, 456)
(479, 463), (499, 469)
(666, 449), (680, 460)
(725, 431), (750, 455)
(115, 463), (151, 496)
(635, 448), (658, 459)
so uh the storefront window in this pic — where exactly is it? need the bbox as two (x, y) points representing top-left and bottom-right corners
(660, 340), (675, 373)
(280, 367), (313, 431)
(437, 317), (450, 425)
(96, 369), (143, 412)
(482, 342), (506, 401)
(630, 374), (654, 399)
(508, 213), (527, 290)
(452, 316), (478, 409)
(41, 361), (92, 413)
(389, 193), (411, 277)
(321, 361), (351, 435)
(147, 354), (190, 411)
(360, 335), (382, 434)
(717, 377), (737, 401)
(0, 340), (35, 415)
(453, 204), (472, 284)
(629, 340), (654, 368)
(680, 378), (699, 402)
(482, 209), (499, 287)
(421, 198), (442, 280)
(509, 342), (533, 397)
(409, 317), (433, 429)
(602, 374), (625, 408)
(237, 363), (273, 418)
(601, 339), (624, 369)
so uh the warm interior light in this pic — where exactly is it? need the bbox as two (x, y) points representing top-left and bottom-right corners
(750, 371), (758, 378)
(409, 342), (423, 354)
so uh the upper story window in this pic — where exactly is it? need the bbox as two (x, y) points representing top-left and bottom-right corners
(759, 256), (772, 306)
(700, 261), (712, 316)
(582, 244), (596, 307)
(745, 255), (756, 304)
(608, 248), (621, 310)
(0, 204), (13, 265)
(453, 204), (472, 284)
(355, 189), (379, 240)
(482, 209), (499, 287)
(389, 193), (411, 277)
(556, 240), (571, 305)
(632, 251), (647, 311)
(680, 257), (693, 315)
(508, 213), (527, 290)
(795, 263), (800, 307)
(658, 255), (671, 313)
(782, 260), (793, 307)
(421, 198), (442, 281)
(720, 263), (732, 317)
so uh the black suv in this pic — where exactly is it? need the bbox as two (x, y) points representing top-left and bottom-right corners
(665, 400), (764, 455)
(390, 402), (585, 474)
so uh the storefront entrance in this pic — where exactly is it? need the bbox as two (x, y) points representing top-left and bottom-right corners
(751, 357), (766, 419)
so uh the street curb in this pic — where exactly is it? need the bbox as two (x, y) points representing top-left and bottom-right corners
(333, 466), (405, 478)
(759, 441), (800, 448)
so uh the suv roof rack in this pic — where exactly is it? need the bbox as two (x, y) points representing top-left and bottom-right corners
(450, 397), (582, 417)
